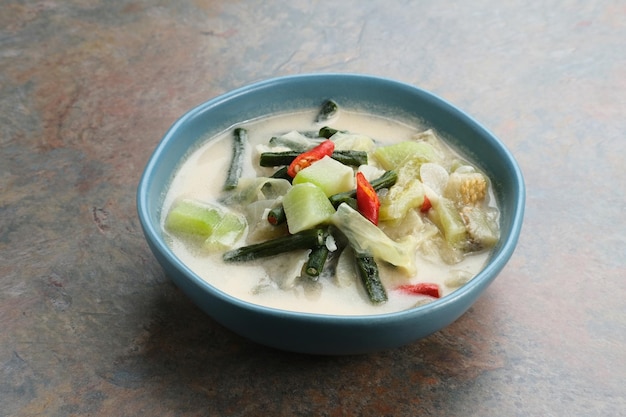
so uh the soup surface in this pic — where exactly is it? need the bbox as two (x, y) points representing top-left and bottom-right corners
(161, 107), (499, 315)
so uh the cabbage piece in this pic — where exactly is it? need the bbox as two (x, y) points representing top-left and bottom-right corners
(244, 199), (289, 243)
(357, 164), (386, 183)
(379, 178), (424, 222)
(268, 130), (318, 151)
(331, 203), (418, 275)
(419, 162), (449, 196)
(411, 129), (448, 160)
(373, 140), (438, 170)
(221, 177), (291, 206)
(379, 158), (425, 222)
(330, 131), (377, 153)
(334, 246), (357, 288)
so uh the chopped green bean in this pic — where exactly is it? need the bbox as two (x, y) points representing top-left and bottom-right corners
(267, 205), (287, 226)
(315, 99), (339, 123)
(318, 126), (341, 138)
(223, 228), (327, 262)
(304, 245), (330, 279)
(223, 127), (247, 190)
(332, 150), (368, 166)
(355, 255), (388, 304)
(259, 150), (367, 168)
(270, 165), (292, 181)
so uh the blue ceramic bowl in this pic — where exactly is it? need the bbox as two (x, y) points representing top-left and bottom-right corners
(137, 74), (525, 355)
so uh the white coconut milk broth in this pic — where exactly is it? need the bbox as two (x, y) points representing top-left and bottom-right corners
(162, 110), (492, 315)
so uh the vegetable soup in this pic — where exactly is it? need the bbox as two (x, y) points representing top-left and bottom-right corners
(161, 102), (500, 315)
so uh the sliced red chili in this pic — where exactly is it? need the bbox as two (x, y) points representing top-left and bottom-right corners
(356, 171), (380, 225)
(397, 283), (441, 298)
(287, 139), (335, 177)
(420, 194), (432, 213)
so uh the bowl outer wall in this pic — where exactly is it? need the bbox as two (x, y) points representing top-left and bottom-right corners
(137, 73), (525, 354)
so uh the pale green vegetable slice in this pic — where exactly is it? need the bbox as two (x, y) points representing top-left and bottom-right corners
(373, 141), (438, 170)
(379, 178), (424, 222)
(331, 203), (418, 275)
(330, 131), (377, 153)
(204, 211), (248, 250)
(293, 155), (355, 196)
(221, 177), (291, 206)
(165, 199), (222, 237)
(432, 197), (467, 249)
(460, 206), (500, 250)
(165, 199), (247, 250)
(282, 183), (336, 234)
(379, 158), (425, 222)
(380, 209), (426, 240)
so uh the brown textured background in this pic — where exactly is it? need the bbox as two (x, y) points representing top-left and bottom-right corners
(1, 1), (624, 416)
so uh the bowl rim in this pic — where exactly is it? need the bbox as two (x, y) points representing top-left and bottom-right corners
(137, 72), (526, 323)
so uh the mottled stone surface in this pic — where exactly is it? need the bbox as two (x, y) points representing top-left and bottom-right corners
(1, 1), (624, 416)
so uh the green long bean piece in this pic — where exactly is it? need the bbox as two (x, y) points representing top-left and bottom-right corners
(304, 245), (330, 279)
(315, 99), (339, 123)
(223, 228), (327, 262)
(355, 255), (388, 304)
(270, 166), (292, 181)
(267, 205), (287, 225)
(223, 128), (247, 190)
(318, 126), (341, 139)
(259, 150), (368, 168)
